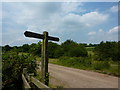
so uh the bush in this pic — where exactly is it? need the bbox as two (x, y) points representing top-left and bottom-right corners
(94, 41), (119, 61)
(61, 40), (88, 57)
(58, 56), (92, 69)
(92, 61), (110, 70)
(2, 51), (37, 88)
(108, 66), (119, 76)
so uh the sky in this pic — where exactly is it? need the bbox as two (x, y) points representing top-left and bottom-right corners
(1, 2), (119, 46)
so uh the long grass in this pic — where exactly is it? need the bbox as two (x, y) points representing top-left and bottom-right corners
(49, 56), (119, 76)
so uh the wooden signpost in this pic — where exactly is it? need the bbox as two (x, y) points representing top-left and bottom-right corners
(24, 31), (59, 86)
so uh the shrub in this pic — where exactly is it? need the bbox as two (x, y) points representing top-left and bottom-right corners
(61, 40), (88, 57)
(94, 41), (119, 61)
(92, 61), (110, 70)
(108, 66), (119, 76)
(58, 56), (92, 69)
(2, 51), (37, 88)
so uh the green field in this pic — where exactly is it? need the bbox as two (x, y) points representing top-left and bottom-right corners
(86, 47), (95, 56)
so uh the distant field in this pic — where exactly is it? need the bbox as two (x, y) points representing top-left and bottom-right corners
(86, 47), (95, 56)
(86, 47), (94, 51)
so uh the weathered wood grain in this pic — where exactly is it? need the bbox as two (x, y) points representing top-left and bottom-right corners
(31, 76), (50, 88)
(22, 74), (31, 88)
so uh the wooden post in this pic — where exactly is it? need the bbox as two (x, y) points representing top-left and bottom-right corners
(24, 31), (59, 86)
(41, 35), (44, 83)
(41, 31), (49, 86)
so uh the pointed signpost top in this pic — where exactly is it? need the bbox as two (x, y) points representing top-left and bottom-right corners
(24, 31), (59, 41)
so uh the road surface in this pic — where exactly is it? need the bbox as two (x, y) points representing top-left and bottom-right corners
(48, 64), (118, 88)
(37, 62), (118, 88)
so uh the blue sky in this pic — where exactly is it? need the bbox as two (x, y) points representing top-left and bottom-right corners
(2, 2), (119, 46)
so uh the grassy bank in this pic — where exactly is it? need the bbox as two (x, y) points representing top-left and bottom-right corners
(49, 57), (119, 77)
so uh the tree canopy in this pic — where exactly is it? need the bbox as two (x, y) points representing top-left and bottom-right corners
(94, 41), (119, 61)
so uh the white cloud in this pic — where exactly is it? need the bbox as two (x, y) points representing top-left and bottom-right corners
(107, 26), (119, 40)
(88, 26), (119, 43)
(80, 12), (109, 27)
(46, 11), (109, 34)
(88, 31), (96, 35)
(110, 5), (118, 13)
(108, 26), (119, 34)
(14, 3), (62, 24)
(99, 29), (103, 32)
(2, 2), (111, 46)
(4, 3), (109, 32)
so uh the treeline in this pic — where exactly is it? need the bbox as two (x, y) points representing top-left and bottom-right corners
(2, 40), (120, 61)
(2, 40), (89, 58)
(2, 40), (119, 61)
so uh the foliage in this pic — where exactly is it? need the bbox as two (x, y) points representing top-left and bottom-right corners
(2, 40), (88, 58)
(21, 44), (30, 52)
(49, 56), (119, 76)
(2, 45), (12, 52)
(60, 40), (88, 57)
(92, 61), (110, 70)
(94, 41), (119, 61)
(2, 51), (37, 88)
(48, 42), (60, 58)
(86, 47), (95, 51)
(2, 40), (120, 88)
(29, 42), (42, 56)
(57, 56), (92, 69)
(2, 40), (119, 61)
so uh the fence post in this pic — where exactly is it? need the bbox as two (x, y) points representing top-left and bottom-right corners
(22, 68), (31, 89)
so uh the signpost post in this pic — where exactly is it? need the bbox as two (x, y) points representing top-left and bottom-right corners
(24, 31), (59, 86)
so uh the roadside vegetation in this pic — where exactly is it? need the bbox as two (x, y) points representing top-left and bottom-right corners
(49, 41), (119, 76)
(2, 51), (37, 89)
(2, 39), (120, 88)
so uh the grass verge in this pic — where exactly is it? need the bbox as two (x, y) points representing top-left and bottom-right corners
(49, 56), (120, 77)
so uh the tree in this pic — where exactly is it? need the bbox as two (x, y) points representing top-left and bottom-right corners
(48, 42), (60, 58)
(68, 45), (88, 57)
(21, 44), (30, 52)
(61, 40), (88, 57)
(94, 41), (118, 61)
(3, 45), (11, 52)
